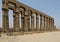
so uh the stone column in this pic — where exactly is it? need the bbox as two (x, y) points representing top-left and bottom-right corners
(50, 19), (52, 31)
(48, 18), (51, 31)
(48, 18), (50, 31)
(52, 19), (54, 30)
(51, 19), (52, 30)
(28, 17), (30, 31)
(46, 17), (49, 31)
(13, 12), (20, 32)
(2, 0), (9, 32)
(36, 14), (39, 31)
(21, 14), (24, 31)
(46, 17), (48, 31)
(24, 10), (29, 32)
(43, 16), (46, 31)
(40, 15), (42, 31)
(49, 18), (51, 31)
(31, 13), (34, 31)
(13, 5), (20, 32)
(45, 17), (47, 31)
(51, 19), (54, 31)
(2, 9), (9, 32)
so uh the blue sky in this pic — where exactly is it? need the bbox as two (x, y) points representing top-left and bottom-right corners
(0, 0), (60, 28)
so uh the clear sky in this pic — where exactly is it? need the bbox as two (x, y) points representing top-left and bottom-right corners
(0, 0), (60, 28)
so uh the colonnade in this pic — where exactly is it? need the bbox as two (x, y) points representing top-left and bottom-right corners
(2, 0), (55, 32)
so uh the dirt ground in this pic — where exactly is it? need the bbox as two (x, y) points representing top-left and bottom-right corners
(0, 31), (60, 42)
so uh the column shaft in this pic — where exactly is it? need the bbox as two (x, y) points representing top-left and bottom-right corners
(46, 18), (47, 31)
(49, 18), (51, 31)
(2, 9), (9, 32)
(28, 17), (30, 31)
(52, 20), (54, 30)
(24, 10), (29, 32)
(46, 18), (49, 31)
(40, 15), (42, 31)
(50, 19), (51, 31)
(13, 12), (20, 32)
(21, 14), (24, 31)
(43, 16), (46, 31)
(36, 14), (39, 31)
(2, 0), (9, 32)
(50, 19), (52, 31)
(31, 13), (34, 31)
(45, 17), (47, 31)
(24, 16), (29, 32)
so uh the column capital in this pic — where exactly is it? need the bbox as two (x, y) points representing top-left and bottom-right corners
(25, 10), (29, 16)
(2, 0), (8, 4)
(2, 0), (8, 10)
(31, 13), (34, 17)
(36, 14), (39, 19)
(15, 5), (20, 13)
(40, 15), (42, 20)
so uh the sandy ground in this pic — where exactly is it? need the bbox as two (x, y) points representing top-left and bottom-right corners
(0, 31), (60, 42)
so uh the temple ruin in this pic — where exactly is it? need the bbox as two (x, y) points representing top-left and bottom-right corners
(2, 0), (56, 34)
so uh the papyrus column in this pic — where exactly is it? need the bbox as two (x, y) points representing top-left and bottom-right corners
(24, 10), (29, 32)
(40, 15), (42, 31)
(48, 18), (50, 31)
(13, 5), (20, 32)
(43, 16), (46, 31)
(13, 12), (20, 32)
(2, 0), (9, 32)
(21, 14), (24, 31)
(46, 17), (49, 31)
(52, 19), (54, 30)
(49, 18), (52, 31)
(48, 18), (51, 31)
(2, 9), (9, 32)
(28, 17), (30, 31)
(36, 14), (39, 31)
(31, 13), (34, 31)
(51, 19), (53, 30)
(45, 17), (47, 31)
(50, 19), (52, 31)
(46, 17), (48, 31)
